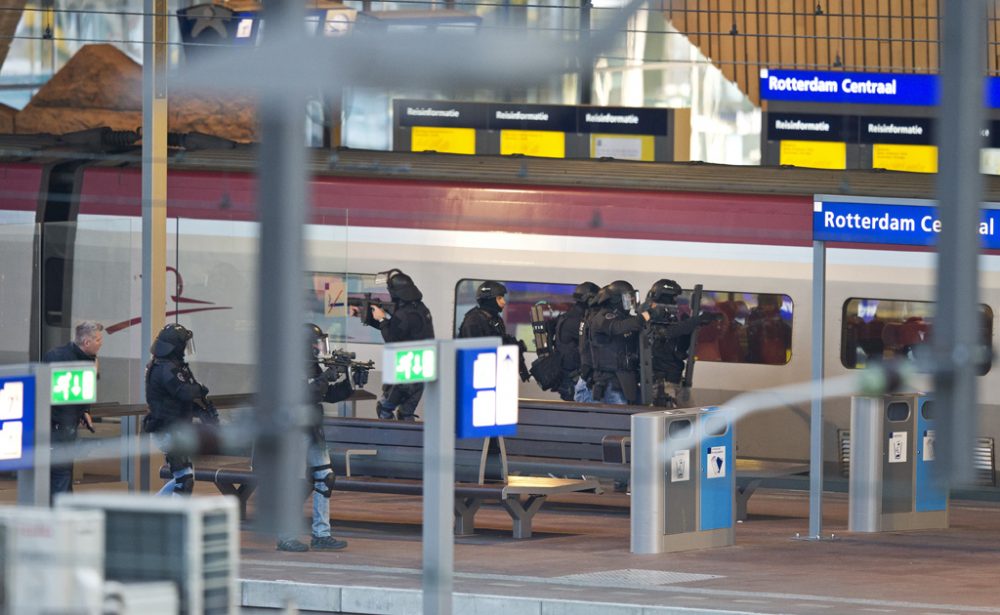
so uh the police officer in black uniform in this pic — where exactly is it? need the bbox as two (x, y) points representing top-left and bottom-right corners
(549, 282), (599, 401)
(585, 280), (652, 405)
(457, 281), (531, 382)
(142, 323), (217, 496)
(42, 320), (103, 501)
(361, 270), (434, 420)
(641, 279), (717, 407)
(277, 324), (354, 552)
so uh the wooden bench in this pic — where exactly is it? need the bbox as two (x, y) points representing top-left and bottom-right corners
(509, 399), (809, 520)
(323, 417), (599, 538)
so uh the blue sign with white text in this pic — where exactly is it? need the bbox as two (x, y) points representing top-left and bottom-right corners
(814, 200), (1000, 248)
(455, 345), (520, 439)
(761, 69), (939, 106)
(0, 375), (35, 471)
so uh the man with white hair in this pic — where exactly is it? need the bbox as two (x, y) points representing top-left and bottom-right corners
(42, 320), (104, 500)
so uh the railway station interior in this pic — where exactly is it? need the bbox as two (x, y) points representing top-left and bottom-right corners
(2, 2), (1000, 614)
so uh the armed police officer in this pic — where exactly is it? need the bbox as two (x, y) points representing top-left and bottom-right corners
(276, 324), (355, 552)
(549, 282), (599, 401)
(640, 279), (720, 407)
(359, 269), (434, 420)
(585, 280), (649, 404)
(42, 320), (103, 501)
(458, 281), (531, 382)
(143, 323), (218, 496)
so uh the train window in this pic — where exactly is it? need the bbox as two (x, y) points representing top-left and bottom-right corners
(306, 272), (391, 345)
(840, 298), (994, 374)
(692, 291), (794, 366)
(454, 279), (578, 352)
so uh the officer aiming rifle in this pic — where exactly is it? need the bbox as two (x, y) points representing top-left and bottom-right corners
(320, 349), (375, 388)
(638, 281), (720, 407)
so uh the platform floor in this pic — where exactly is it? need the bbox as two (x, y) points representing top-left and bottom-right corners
(237, 487), (1000, 615)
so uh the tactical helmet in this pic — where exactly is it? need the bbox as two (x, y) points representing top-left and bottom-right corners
(647, 279), (683, 304)
(151, 323), (194, 358)
(385, 270), (422, 302)
(306, 323), (330, 359)
(572, 281), (600, 305)
(596, 280), (637, 311)
(476, 280), (508, 302)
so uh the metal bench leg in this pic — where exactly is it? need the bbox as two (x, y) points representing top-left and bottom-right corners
(501, 495), (546, 539)
(736, 479), (762, 522)
(214, 481), (256, 520)
(454, 497), (482, 536)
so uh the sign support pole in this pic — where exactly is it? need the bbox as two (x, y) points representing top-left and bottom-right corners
(808, 239), (826, 539)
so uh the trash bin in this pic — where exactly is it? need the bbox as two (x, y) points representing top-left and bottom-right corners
(631, 406), (734, 554)
(849, 394), (948, 532)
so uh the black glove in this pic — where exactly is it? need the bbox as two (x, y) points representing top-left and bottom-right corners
(648, 305), (669, 322)
(351, 365), (369, 387)
(199, 384), (210, 397)
(697, 312), (723, 326)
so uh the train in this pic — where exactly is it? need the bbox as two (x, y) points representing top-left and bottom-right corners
(3, 136), (1000, 474)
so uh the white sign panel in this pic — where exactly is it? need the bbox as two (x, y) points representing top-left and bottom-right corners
(922, 430), (935, 462)
(469, 345), (519, 428)
(889, 431), (908, 463)
(707, 446), (726, 478)
(670, 449), (690, 482)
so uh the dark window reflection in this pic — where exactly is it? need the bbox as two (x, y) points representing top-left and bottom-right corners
(840, 298), (993, 374)
(693, 291), (794, 366)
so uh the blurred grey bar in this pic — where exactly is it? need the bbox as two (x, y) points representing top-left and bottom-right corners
(140, 0), (169, 492)
(934, 0), (987, 485)
(254, 0), (310, 538)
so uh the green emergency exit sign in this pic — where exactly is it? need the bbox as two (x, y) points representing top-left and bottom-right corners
(386, 347), (437, 384)
(51, 367), (97, 404)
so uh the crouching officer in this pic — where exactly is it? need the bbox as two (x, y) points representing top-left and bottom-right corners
(458, 281), (531, 382)
(360, 269), (434, 420)
(586, 280), (647, 405)
(277, 324), (354, 552)
(143, 323), (217, 496)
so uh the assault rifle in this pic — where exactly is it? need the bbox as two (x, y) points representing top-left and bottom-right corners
(194, 391), (220, 426)
(321, 349), (376, 387)
(347, 293), (394, 324)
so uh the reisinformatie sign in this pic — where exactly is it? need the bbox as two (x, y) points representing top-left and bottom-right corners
(0, 375), (36, 471)
(814, 199), (1000, 248)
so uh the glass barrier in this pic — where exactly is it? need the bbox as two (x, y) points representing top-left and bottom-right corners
(0, 221), (38, 366)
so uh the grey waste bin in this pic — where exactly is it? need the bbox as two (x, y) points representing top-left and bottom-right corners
(631, 406), (734, 554)
(849, 393), (948, 532)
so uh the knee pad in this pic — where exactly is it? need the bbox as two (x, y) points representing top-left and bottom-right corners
(311, 464), (335, 498)
(173, 471), (194, 495)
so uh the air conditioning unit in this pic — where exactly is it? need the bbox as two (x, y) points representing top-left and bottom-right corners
(0, 505), (105, 615)
(57, 493), (239, 615)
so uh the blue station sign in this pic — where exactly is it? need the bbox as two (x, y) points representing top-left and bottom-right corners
(455, 345), (520, 439)
(0, 374), (36, 471)
(814, 199), (1000, 248)
(761, 69), (939, 106)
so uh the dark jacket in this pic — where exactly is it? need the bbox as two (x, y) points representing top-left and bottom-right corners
(648, 315), (702, 384)
(458, 305), (512, 341)
(144, 357), (205, 431)
(587, 306), (644, 402)
(42, 341), (95, 443)
(552, 303), (586, 374)
(307, 360), (353, 425)
(368, 300), (435, 342)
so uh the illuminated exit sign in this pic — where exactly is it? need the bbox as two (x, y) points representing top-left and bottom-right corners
(383, 346), (437, 384)
(50, 367), (97, 405)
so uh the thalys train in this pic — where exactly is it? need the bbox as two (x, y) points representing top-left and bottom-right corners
(3, 137), (1000, 473)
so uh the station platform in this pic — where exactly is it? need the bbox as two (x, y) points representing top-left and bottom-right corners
(238, 487), (1000, 615)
